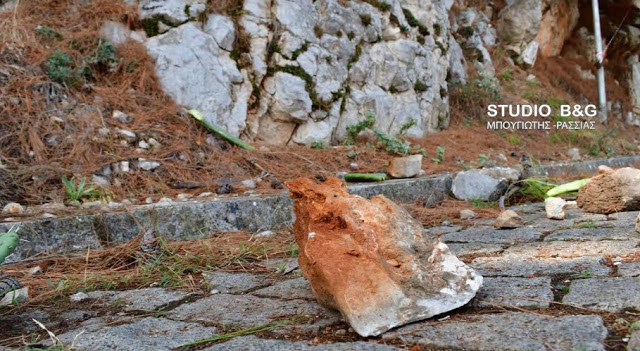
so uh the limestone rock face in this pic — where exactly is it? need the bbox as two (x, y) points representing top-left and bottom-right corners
(286, 177), (482, 337)
(146, 23), (250, 137)
(496, 0), (542, 55)
(535, 0), (579, 57)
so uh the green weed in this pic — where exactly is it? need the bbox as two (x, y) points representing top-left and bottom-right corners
(432, 146), (445, 164)
(62, 176), (99, 203)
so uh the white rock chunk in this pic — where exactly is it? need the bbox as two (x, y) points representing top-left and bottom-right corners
(545, 197), (567, 220)
(388, 155), (423, 178)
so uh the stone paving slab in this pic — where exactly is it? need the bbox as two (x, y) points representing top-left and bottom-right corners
(56, 317), (217, 351)
(441, 226), (542, 244)
(446, 242), (505, 257)
(607, 211), (640, 226)
(86, 287), (195, 311)
(543, 227), (638, 242)
(500, 239), (639, 259)
(205, 271), (269, 294)
(470, 277), (553, 308)
(168, 293), (342, 330)
(425, 225), (463, 234)
(618, 262), (640, 277)
(563, 277), (640, 312)
(471, 255), (611, 277)
(383, 312), (607, 351)
(200, 335), (401, 351)
(252, 277), (316, 300)
(525, 155), (640, 178)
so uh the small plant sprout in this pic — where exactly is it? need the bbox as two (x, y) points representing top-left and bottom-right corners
(62, 176), (99, 204)
(477, 153), (489, 165)
(311, 141), (324, 149)
(432, 146), (445, 164)
(398, 118), (416, 136)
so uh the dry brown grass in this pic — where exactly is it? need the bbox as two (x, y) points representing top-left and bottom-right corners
(0, 230), (296, 306)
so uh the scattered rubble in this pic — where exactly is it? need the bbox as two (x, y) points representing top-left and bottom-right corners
(545, 197), (567, 220)
(494, 210), (523, 229)
(286, 177), (482, 337)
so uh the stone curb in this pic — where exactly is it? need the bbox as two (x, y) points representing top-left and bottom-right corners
(3, 155), (640, 262)
(524, 155), (640, 177)
(2, 174), (453, 261)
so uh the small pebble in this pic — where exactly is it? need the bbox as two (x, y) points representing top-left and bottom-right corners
(216, 184), (233, 194)
(256, 230), (276, 238)
(335, 329), (346, 336)
(138, 159), (160, 171)
(145, 197), (154, 204)
(138, 140), (150, 149)
(241, 180), (256, 189)
(120, 161), (131, 173)
(349, 163), (359, 170)
(156, 198), (173, 206)
(40, 202), (66, 211)
(2, 202), (24, 215)
(147, 138), (161, 148)
(92, 174), (110, 186)
(270, 179), (284, 189)
(198, 192), (213, 197)
(118, 129), (137, 141)
(210, 289), (220, 295)
(460, 209), (478, 220)
(112, 110), (133, 124)
(441, 220), (451, 226)
(28, 266), (43, 275)
(176, 193), (193, 201)
(97, 128), (110, 137)
(50, 116), (65, 124)
(82, 201), (102, 208)
(42, 213), (56, 218)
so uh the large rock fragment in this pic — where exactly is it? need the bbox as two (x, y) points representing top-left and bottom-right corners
(285, 177), (482, 337)
(577, 167), (640, 214)
(451, 168), (519, 201)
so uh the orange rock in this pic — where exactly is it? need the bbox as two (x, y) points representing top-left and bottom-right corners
(286, 177), (482, 337)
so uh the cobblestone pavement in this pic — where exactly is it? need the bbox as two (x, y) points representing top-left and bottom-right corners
(1, 204), (639, 350)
